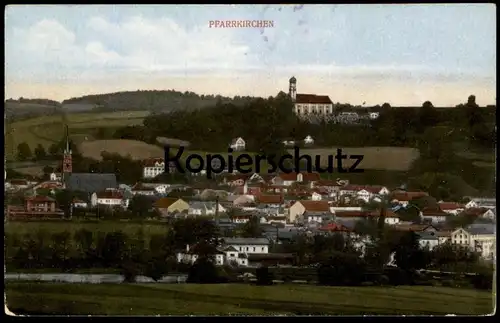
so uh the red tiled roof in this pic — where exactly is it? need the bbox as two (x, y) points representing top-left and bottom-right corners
(421, 208), (450, 216)
(319, 223), (351, 232)
(295, 94), (333, 104)
(461, 207), (488, 216)
(314, 180), (338, 187)
(438, 202), (464, 211)
(143, 158), (165, 167)
(297, 200), (330, 212)
(278, 172), (321, 182)
(226, 174), (250, 182)
(391, 191), (429, 202)
(96, 190), (123, 199)
(10, 179), (29, 185)
(342, 185), (386, 194)
(335, 209), (398, 218)
(26, 195), (55, 202)
(258, 194), (283, 205)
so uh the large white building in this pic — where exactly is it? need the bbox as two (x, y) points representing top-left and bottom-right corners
(142, 158), (177, 179)
(451, 224), (495, 260)
(289, 76), (334, 118)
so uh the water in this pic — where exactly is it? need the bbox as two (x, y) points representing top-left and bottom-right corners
(4, 273), (188, 284)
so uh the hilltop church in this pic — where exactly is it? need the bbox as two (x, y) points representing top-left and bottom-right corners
(288, 76), (334, 118)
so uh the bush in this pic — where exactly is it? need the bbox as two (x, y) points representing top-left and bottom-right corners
(256, 266), (274, 285)
(187, 258), (222, 284)
(121, 261), (141, 283)
(471, 273), (493, 290)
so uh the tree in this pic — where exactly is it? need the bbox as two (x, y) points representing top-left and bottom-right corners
(34, 144), (47, 160)
(381, 102), (391, 109)
(394, 231), (430, 273)
(255, 266), (274, 285)
(240, 215), (263, 238)
(17, 142), (32, 161)
(186, 258), (221, 284)
(128, 195), (154, 218)
(418, 101), (439, 132)
(50, 231), (72, 269)
(48, 143), (60, 157)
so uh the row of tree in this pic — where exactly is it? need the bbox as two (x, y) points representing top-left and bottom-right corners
(5, 216), (493, 289)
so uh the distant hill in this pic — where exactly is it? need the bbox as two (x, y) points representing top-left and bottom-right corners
(4, 98), (62, 120)
(62, 90), (259, 113)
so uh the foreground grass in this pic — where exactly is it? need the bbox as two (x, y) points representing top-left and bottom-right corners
(5, 282), (493, 315)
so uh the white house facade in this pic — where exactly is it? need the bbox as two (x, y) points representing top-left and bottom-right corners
(288, 76), (334, 118)
(229, 137), (246, 151)
(451, 225), (495, 260)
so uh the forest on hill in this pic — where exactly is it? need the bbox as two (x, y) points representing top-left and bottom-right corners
(109, 92), (495, 199)
(62, 90), (258, 113)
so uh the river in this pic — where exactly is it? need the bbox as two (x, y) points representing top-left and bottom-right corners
(4, 273), (188, 284)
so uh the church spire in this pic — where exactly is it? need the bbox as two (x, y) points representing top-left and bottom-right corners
(62, 125), (73, 186)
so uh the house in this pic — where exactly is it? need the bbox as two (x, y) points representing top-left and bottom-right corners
(8, 179), (31, 190)
(131, 183), (157, 196)
(369, 112), (380, 120)
(7, 195), (64, 219)
(64, 173), (117, 194)
(451, 224), (495, 260)
(188, 201), (226, 216)
(305, 211), (334, 224)
(272, 172), (321, 186)
(420, 208), (451, 224)
(91, 190), (126, 208)
(224, 174), (249, 186)
(154, 197), (189, 216)
(304, 135), (314, 145)
(229, 137), (246, 151)
(288, 200), (332, 223)
(339, 185), (390, 202)
(416, 231), (440, 250)
(480, 208), (496, 220)
(227, 194), (255, 206)
(438, 202), (464, 215)
(289, 77), (334, 118)
(224, 237), (270, 254)
(390, 191), (429, 207)
(257, 194), (283, 208)
(142, 158), (177, 179)
(176, 245), (248, 267)
(49, 172), (62, 181)
(72, 198), (88, 209)
(465, 198), (496, 210)
(334, 210), (400, 225)
(282, 139), (296, 147)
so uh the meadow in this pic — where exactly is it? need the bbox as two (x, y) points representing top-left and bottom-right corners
(5, 111), (150, 161)
(5, 282), (493, 315)
(5, 220), (169, 238)
(295, 147), (420, 172)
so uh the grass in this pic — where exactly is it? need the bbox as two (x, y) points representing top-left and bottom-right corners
(5, 220), (170, 238)
(5, 282), (493, 315)
(296, 147), (420, 171)
(5, 111), (150, 161)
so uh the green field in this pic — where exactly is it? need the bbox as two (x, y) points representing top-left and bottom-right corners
(5, 220), (169, 238)
(5, 283), (493, 315)
(5, 111), (150, 161)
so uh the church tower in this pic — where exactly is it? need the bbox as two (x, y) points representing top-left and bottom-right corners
(289, 76), (297, 102)
(61, 125), (72, 184)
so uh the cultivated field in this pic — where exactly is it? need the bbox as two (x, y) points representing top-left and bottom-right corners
(79, 139), (164, 160)
(5, 283), (493, 315)
(5, 111), (150, 161)
(295, 147), (421, 171)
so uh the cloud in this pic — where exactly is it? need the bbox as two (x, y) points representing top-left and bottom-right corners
(5, 16), (256, 81)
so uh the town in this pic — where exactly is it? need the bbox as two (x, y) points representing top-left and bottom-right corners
(5, 3), (495, 317)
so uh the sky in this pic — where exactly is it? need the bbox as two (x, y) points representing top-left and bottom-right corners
(4, 4), (497, 106)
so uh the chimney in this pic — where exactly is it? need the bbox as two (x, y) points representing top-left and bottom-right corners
(186, 244), (190, 252)
(243, 181), (248, 195)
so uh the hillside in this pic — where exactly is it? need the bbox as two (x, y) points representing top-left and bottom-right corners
(5, 99), (62, 120)
(62, 90), (258, 113)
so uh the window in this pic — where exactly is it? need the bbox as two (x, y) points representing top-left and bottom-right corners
(261, 247), (265, 251)
(253, 247), (256, 252)
(229, 253), (235, 257)
(297, 108), (301, 114)
(239, 247), (242, 251)
(246, 247), (249, 251)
